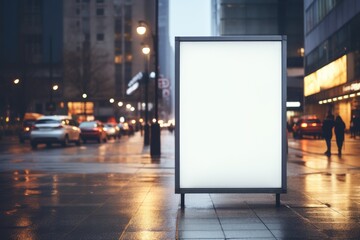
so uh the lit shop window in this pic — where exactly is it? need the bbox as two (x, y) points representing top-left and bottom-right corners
(68, 102), (94, 115)
(304, 55), (347, 96)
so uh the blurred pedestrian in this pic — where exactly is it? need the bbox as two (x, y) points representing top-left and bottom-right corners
(322, 111), (335, 156)
(350, 116), (356, 138)
(355, 115), (360, 138)
(168, 123), (174, 133)
(334, 115), (345, 156)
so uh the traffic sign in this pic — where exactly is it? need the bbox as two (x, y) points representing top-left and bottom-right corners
(158, 78), (170, 89)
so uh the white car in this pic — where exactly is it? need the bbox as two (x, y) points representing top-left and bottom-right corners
(30, 115), (81, 149)
(104, 123), (120, 139)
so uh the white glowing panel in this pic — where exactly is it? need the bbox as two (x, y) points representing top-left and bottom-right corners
(178, 39), (284, 189)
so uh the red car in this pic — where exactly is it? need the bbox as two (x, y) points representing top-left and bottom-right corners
(292, 115), (323, 139)
(79, 121), (107, 143)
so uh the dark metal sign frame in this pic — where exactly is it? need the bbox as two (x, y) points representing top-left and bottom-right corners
(175, 36), (287, 208)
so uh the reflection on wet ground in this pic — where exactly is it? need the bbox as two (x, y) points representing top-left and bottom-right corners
(0, 132), (360, 239)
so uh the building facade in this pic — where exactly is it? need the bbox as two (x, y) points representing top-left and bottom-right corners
(214, 0), (304, 122)
(0, 0), (63, 121)
(304, 0), (360, 129)
(62, 0), (155, 122)
(0, 0), (157, 124)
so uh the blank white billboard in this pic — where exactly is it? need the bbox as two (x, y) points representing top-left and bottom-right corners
(175, 36), (287, 192)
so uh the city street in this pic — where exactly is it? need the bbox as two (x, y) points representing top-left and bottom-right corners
(0, 131), (360, 239)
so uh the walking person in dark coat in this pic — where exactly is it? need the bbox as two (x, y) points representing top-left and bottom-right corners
(334, 115), (346, 156)
(322, 111), (335, 156)
(350, 116), (356, 138)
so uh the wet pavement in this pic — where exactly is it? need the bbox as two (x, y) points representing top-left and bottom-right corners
(0, 132), (360, 239)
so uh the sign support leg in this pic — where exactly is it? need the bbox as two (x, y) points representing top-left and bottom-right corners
(276, 193), (280, 207)
(181, 194), (185, 209)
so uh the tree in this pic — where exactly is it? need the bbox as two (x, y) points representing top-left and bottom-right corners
(63, 43), (114, 101)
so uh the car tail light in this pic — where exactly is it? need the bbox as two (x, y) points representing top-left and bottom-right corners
(54, 125), (63, 129)
(311, 123), (317, 126)
(32, 126), (39, 130)
(92, 127), (100, 132)
(301, 123), (308, 128)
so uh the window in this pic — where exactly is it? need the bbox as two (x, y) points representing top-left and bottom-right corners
(84, 33), (90, 41)
(96, 8), (104, 16)
(115, 55), (122, 64)
(305, 0), (341, 34)
(126, 54), (132, 62)
(97, 33), (104, 41)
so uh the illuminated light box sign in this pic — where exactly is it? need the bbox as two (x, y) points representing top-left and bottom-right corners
(175, 36), (287, 207)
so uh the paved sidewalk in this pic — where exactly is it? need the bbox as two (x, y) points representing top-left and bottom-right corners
(0, 131), (360, 239)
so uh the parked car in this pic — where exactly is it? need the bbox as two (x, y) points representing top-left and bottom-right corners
(79, 121), (107, 143)
(30, 115), (81, 149)
(104, 123), (120, 139)
(19, 120), (36, 143)
(18, 113), (43, 143)
(118, 122), (134, 136)
(292, 115), (322, 139)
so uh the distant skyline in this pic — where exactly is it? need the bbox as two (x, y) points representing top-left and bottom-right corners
(169, 0), (212, 49)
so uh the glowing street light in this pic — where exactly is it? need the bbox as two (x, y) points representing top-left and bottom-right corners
(136, 21), (147, 35)
(136, 16), (161, 156)
(142, 45), (151, 55)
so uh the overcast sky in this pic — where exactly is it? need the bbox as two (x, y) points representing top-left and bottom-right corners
(168, 0), (212, 49)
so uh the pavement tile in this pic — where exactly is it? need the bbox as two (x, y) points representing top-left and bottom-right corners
(224, 229), (274, 238)
(221, 223), (268, 230)
(177, 222), (222, 231)
(63, 231), (122, 240)
(219, 217), (263, 224)
(120, 230), (175, 240)
(178, 230), (225, 239)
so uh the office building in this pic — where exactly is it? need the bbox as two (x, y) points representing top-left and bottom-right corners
(0, 0), (156, 123)
(304, 0), (360, 128)
(0, 0), (63, 120)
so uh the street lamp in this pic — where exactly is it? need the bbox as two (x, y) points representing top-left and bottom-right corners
(142, 45), (151, 55)
(136, 21), (147, 35)
(82, 93), (87, 120)
(136, 17), (161, 156)
(142, 44), (150, 146)
(5, 78), (21, 121)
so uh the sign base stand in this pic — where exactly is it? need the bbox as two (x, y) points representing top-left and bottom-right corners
(276, 193), (281, 207)
(180, 193), (282, 209)
(181, 194), (185, 209)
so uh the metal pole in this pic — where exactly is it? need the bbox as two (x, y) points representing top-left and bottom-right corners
(49, 36), (54, 115)
(150, 0), (161, 156)
(154, 0), (159, 121)
(144, 53), (150, 146)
